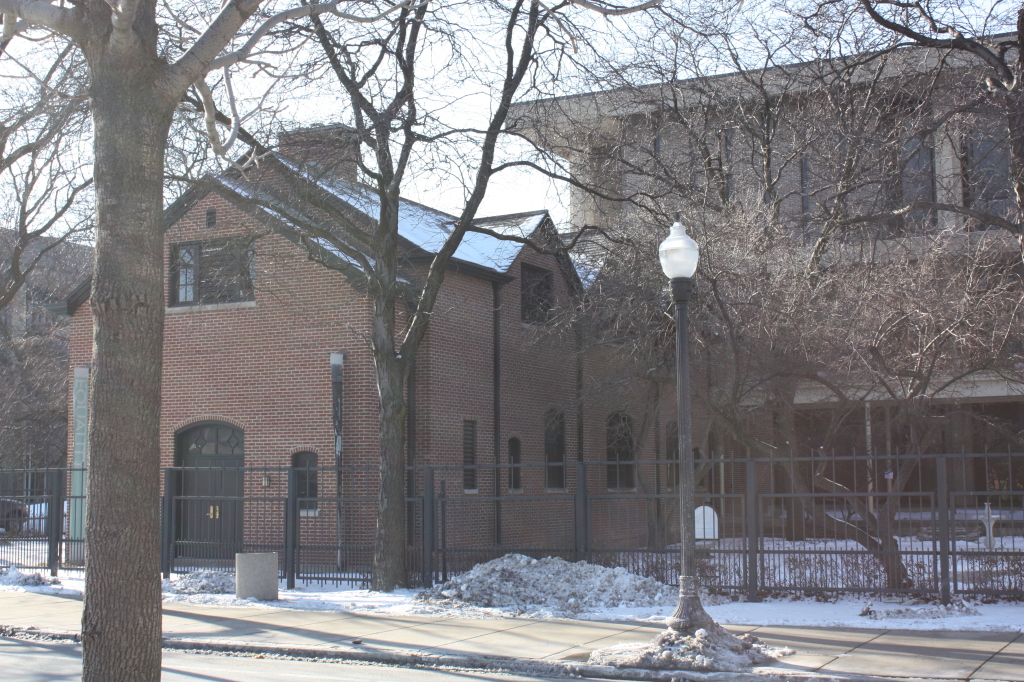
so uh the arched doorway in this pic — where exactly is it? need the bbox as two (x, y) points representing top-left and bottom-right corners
(175, 423), (244, 562)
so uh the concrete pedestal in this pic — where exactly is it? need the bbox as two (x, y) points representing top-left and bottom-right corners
(235, 552), (279, 601)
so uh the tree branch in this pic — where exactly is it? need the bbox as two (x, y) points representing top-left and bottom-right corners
(0, 0), (79, 41)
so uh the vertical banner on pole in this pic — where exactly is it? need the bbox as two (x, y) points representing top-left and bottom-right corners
(331, 352), (344, 570)
(68, 366), (89, 564)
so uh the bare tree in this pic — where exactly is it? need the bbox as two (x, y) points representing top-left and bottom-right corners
(0, 234), (93, 471)
(0, 41), (91, 311)
(218, 0), (666, 589)
(513, 4), (1024, 589)
(0, 41), (91, 477)
(0, 0), (660, 677)
(805, 0), (1024, 235)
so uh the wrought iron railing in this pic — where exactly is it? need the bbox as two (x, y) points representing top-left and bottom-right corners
(0, 451), (1020, 599)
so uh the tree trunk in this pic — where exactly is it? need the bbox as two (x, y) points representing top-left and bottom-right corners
(1006, 93), (1024, 233)
(81, 64), (173, 682)
(778, 459), (913, 589)
(371, 358), (409, 590)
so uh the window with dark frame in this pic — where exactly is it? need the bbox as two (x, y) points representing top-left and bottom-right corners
(719, 128), (733, 198)
(901, 135), (937, 230)
(965, 130), (1014, 228)
(520, 264), (553, 324)
(606, 413), (635, 490)
(666, 421), (679, 490)
(799, 154), (815, 244)
(883, 134), (937, 236)
(292, 451), (318, 512)
(171, 239), (255, 306)
(175, 244), (198, 304)
(508, 437), (522, 491)
(462, 420), (477, 491)
(205, 208), (217, 230)
(544, 410), (565, 490)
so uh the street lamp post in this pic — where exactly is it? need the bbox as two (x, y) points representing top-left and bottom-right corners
(659, 218), (714, 633)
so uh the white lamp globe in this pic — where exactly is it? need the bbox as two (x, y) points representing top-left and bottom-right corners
(659, 220), (699, 280)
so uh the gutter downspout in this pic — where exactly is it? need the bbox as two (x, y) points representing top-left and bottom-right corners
(493, 281), (503, 546)
(407, 357), (416, 544)
(331, 352), (345, 568)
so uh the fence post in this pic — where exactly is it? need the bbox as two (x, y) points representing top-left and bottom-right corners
(161, 470), (174, 579)
(575, 462), (588, 562)
(745, 459), (760, 602)
(285, 467), (298, 590)
(936, 455), (951, 604)
(422, 467), (435, 587)
(46, 470), (63, 577)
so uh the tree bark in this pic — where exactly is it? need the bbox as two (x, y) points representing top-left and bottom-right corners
(371, 355), (409, 591)
(81, 60), (174, 682)
(1006, 92), (1024, 229)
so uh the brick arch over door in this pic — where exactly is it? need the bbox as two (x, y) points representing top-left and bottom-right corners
(173, 422), (244, 563)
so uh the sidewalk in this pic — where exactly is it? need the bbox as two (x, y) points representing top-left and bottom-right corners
(0, 591), (1020, 681)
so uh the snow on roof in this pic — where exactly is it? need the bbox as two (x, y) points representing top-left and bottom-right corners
(458, 211), (549, 273)
(274, 154), (549, 274)
(217, 174), (379, 277)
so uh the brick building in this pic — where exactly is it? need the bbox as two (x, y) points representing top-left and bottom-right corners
(51, 133), (675, 571)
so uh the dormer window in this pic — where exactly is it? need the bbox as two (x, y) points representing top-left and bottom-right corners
(171, 239), (254, 306)
(520, 263), (553, 324)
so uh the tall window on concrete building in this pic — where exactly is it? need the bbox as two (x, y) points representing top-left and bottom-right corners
(902, 135), (937, 230)
(508, 437), (522, 491)
(883, 134), (936, 236)
(292, 451), (318, 514)
(463, 420), (477, 491)
(799, 154), (814, 243)
(545, 410), (565, 490)
(965, 129), (1014, 228)
(606, 413), (635, 490)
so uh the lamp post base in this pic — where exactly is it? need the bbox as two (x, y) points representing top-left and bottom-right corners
(666, 575), (715, 633)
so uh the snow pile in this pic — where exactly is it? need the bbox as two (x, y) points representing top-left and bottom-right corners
(860, 597), (981, 620)
(588, 625), (792, 673)
(418, 554), (679, 617)
(0, 566), (59, 587)
(166, 570), (235, 595)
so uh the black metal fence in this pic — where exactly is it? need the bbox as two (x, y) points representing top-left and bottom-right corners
(1, 451), (1020, 599)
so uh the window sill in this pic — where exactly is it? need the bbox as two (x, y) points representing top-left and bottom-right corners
(463, 488), (479, 494)
(299, 508), (319, 517)
(545, 488), (566, 494)
(167, 300), (257, 314)
(607, 488), (638, 493)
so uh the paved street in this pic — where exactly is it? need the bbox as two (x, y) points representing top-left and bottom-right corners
(0, 637), (572, 682)
(0, 591), (1021, 680)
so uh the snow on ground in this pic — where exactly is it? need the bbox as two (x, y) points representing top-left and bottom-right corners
(164, 570), (235, 595)
(1, 555), (1021, 632)
(589, 625), (792, 673)
(0, 566), (60, 588)
(418, 554), (684, 617)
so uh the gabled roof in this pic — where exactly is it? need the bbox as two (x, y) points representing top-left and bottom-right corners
(266, 154), (552, 278)
(51, 152), (572, 314)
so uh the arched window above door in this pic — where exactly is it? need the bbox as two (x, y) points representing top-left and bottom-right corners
(178, 423), (244, 460)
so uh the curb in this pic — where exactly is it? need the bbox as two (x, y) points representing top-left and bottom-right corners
(0, 624), (970, 682)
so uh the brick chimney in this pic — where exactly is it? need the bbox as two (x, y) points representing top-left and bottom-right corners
(277, 124), (360, 182)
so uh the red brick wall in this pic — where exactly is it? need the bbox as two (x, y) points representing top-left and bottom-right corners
(63, 188), (685, 558)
